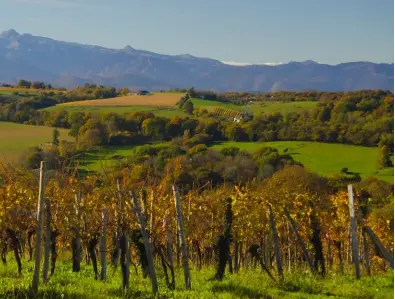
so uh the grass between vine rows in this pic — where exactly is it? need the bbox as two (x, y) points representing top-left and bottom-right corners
(0, 256), (393, 299)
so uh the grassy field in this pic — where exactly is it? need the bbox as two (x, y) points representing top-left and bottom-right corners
(72, 143), (169, 172)
(71, 141), (393, 182)
(191, 99), (317, 116)
(250, 101), (317, 115)
(211, 141), (393, 182)
(0, 257), (392, 299)
(0, 122), (72, 162)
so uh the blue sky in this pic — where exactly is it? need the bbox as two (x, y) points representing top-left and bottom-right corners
(1, 0), (393, 64)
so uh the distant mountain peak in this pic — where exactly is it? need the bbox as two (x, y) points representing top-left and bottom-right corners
(123, 45), (135, 51)
(0, 29), (20, 38)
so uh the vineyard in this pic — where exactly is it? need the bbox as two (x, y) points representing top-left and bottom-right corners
(0, 162), (393, 298)
(209, 107), (243, 118)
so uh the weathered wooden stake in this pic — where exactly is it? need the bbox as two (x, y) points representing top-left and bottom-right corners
(268, 204), (283, 279)
(149, 190), (154, 241)
(284, 207), (314, 273)
(172, 185), (192, 289)
(163, 217), (174, 269)
(130, 191), (158, 294)
(287, 223), (291, 273)
(100, 208), (108, 281)
(117, 180), (129, 291)
(363, 226), (394, 269)
(72, 192), (82, 272)
(32, 161), (46, 293)
(348, 184), (361, 279)
(327, 234), (333, 270)
(234, 234), (239, 273)
(362, 230), (371, 276)
(43, 199), (51, 282)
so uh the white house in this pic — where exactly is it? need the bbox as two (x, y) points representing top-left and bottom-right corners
(233, 116), (242, 123)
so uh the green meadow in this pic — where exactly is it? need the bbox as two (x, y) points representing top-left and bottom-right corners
(211, 141), (393, 182)
(70, 141), (393, 182)
(0, 122), (72, 162)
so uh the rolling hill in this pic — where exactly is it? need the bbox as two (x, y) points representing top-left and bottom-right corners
(0, 29), (393, 92)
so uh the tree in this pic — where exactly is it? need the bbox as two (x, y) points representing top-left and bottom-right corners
(377, 145), (393, 169)
(225, 125), (249, 141)
(141, 117), (167, 140)
(120, 87), (131, 96)
(52, 129), (60, 145)
(187, 87), (196, 98)
(17, 79), (31, 88)
(183, 101), (194, 115)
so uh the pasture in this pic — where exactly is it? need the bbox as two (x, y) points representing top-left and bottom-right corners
(0, 122), (72, 162)
(69, 141), (393, 182)
(211, 141), (393, 182)
(72, 143), (169, 173)
(59, 93), (184, 107)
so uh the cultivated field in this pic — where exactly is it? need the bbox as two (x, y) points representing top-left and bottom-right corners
(0, 122), (72, 162)
(44, 105), (188, 118)
(59, 93), (183, 107)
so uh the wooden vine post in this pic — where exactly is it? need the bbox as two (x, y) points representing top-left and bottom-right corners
(268, 204), (283, 279)
(43, 199), (51, 282)
(284, 207), (314, 273)
(72, 192), (82, 272)
(130, 191), (158, 294)
(348, 184), (361, 279)
(117, 180), (129, 291)
(32, 161), (46, 293)
(362, 230), (371, 276)
(363, 226), (394, 269)
(163, 216), (174, 270)
(100, 208), (108, 281)
(172, 185), (192, 289)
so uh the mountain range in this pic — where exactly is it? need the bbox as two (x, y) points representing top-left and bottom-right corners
(0, 29), (393, 92)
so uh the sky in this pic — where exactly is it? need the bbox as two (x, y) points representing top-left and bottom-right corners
(0, 0), (393, 65)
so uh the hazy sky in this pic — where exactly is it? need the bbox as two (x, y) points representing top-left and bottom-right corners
(1, 0), (393, 64)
